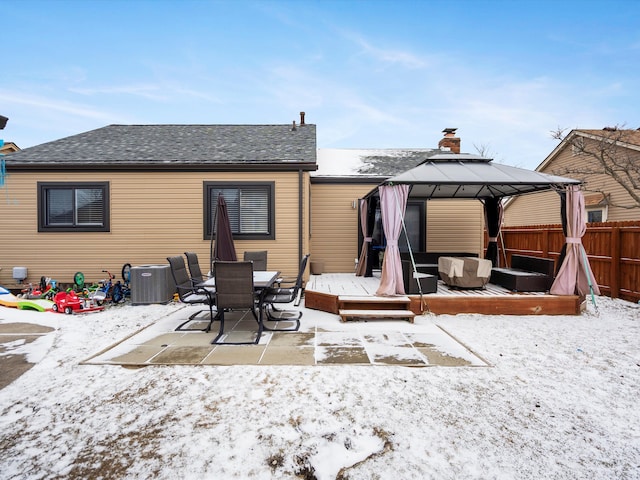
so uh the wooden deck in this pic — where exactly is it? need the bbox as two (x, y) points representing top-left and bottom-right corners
(304, 273), (584, 316)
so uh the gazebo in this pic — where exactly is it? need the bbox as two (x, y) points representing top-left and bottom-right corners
(357, 153), (598, 298)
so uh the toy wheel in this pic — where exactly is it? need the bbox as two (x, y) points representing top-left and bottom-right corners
(74, 272), (85, 289)
(122, 263), (131, 283)
(64, 306), (73, 315)
(52, 304), (59, 312)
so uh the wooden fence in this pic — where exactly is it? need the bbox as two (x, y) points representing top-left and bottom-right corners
(486, 221), (640, 303)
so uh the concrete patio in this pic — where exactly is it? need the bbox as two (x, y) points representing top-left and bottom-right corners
(83, 301), (489, 368)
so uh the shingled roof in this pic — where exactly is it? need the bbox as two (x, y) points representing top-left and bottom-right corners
(5, 124), (317, 171)
(575, 128), (640, 149)
(536, 127), (640, 173)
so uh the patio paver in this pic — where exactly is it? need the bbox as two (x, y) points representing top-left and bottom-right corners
(82, 302), (489, 368)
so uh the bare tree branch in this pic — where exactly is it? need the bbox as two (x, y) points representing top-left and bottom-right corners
(473, 143), (493, 158)
(551, 126), (640, 210)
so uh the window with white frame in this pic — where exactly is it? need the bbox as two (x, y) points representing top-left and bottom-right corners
(204, 182), (275, 240)
(584, 193), (608, 223)
(38, 182), (110, 232)
(587, 207), (607, 223)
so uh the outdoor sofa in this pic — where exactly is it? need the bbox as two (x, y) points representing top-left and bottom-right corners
(490, 254), (555, 292)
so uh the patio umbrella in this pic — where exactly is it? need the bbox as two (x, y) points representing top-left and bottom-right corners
(212, 193), (237, 262)
(550, 185), (600, 297)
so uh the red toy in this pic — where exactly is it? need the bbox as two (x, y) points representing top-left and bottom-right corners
(51, 291), (104, 315)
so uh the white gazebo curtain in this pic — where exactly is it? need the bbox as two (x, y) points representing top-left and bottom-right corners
(375, 184), (410, 296)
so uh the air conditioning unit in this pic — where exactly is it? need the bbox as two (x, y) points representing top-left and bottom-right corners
(130, 265), (175, 305)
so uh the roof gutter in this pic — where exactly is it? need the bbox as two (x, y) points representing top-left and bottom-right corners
(5, 162), (318, 173)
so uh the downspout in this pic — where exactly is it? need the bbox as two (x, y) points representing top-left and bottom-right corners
(298, 169), (303, 264)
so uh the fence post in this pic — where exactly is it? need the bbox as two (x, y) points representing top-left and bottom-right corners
(610, 225), (621, 299)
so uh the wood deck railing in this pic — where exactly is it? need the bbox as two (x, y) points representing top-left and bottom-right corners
(485, 221), (640, 303)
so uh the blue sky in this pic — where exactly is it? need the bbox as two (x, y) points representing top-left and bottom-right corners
(2, 0), (639, 169)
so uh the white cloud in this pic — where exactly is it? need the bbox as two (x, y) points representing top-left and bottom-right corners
(0, 90), (138, 148)
(0, 90), (120, 122)
(341, 31), (430, 69)
(68, 84), (168, 101)
(68, 83), (223, 104)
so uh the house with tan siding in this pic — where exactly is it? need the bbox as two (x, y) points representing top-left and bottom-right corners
(1, 141), (20, 155)
(0, 120), (316, 288)
(311, 130), (485, 274)
(504, 128), (640, 226)
(1, 120), (486, 288)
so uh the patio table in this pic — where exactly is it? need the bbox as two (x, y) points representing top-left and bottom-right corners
(198, 270), (281, 324)
(198, 271), (280, 290)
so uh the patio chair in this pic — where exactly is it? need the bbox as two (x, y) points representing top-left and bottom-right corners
(211, 261), (263, 345)
(261, 253), (309, 331)
(167, 255), (217, 332)
(184, 251), (209, 283)
(243, 250), (267, 271)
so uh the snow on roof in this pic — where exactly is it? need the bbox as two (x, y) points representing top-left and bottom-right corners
(315, 148), (438, 177)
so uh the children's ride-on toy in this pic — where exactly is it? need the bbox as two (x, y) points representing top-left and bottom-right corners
(20, 276), (58, 300)
(52, 290), (104, 315)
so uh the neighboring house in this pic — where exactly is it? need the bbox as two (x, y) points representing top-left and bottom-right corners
(1, 141), (20, 155)
(311, 129), (485, 273)
(0, 119), (316, 287)
(504, 128), (640, 226)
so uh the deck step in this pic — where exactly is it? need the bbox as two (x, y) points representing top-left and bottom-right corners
(338, 295), (411, 312)
(339, 309), (415, 323)
(338, 295), (410, 302)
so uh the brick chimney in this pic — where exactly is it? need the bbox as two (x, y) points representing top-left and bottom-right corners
(438, 128), (460, 153)
(300, 111), (306, 125)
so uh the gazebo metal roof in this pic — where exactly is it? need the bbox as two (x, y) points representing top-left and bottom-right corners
(367, 153), (581, 199)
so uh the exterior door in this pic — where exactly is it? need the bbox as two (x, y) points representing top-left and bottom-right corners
(399, 202), (425, 253)
(361, 200), (425, 265)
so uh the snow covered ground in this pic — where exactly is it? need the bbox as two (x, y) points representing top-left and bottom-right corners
(0, 296), (639, 479)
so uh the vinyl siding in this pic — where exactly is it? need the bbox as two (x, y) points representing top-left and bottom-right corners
(426, 199), (484, 254)
(310, 185), (485, 273)
(0, 171), (309, 288)
(310, 183), (377, 273)
(505, 139), (640, 226)
(503, 190), (563, 226)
